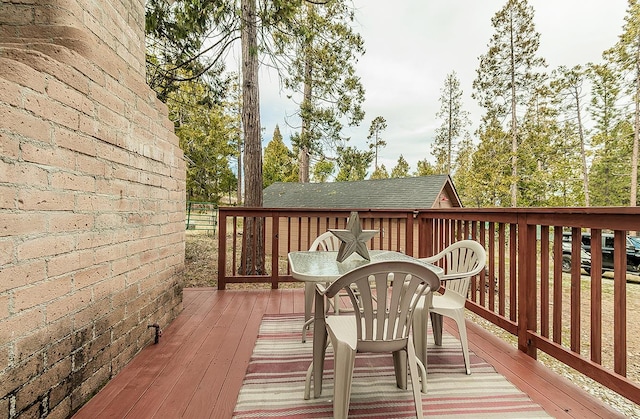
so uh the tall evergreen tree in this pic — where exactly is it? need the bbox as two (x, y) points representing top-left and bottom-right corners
(272, 0), (365, 182)
(433, 72), (469, 174)
(263, 126), (298, 188)
(390, 155), (410, 178)
(169, 79), (238, 203)
(587, 63), (629, 206)
(335, 146), (373, 181)
(312, 159), (335, 182)
(603, 0), (640, 206)
(367, 116), (388, 171)
(472, 0), (546, 207)
(370, 164), (389, 179)
(551, 65), (591, 205)
(239, 0), (264, 274)
(414, 159), (438, 176)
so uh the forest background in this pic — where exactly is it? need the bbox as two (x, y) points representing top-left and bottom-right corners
(145, 0), (640, 209)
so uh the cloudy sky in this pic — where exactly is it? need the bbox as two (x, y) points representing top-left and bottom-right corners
(256, 1), (628, 177)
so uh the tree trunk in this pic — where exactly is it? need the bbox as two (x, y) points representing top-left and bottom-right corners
(575, 86), (590, 206)
(631, 32), (640, 207)
(239, 0), (265, 275)
(298, 49), (313, 183)
(510, 28), (518, 208)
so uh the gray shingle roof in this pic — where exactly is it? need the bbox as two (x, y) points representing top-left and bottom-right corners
(263, 175), (460, 209)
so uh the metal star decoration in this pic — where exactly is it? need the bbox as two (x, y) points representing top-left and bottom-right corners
(329, 212), (378, 262)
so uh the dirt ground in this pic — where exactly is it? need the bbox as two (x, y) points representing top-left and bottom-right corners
(183, 231), (639, 416)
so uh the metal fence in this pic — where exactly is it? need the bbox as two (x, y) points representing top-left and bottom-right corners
(186, 201), (217, 233)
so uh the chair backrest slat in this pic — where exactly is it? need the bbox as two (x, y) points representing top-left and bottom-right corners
(325, 261), (440, 350)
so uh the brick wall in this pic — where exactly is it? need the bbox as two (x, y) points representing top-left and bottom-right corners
(0, 0), (185, 417)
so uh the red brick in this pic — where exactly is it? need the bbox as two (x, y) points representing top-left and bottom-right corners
(74, 264), (110, 290)
(46, 288), (91, 323)
(14, 276), (72, 311)
(72, 297), (110, 326)
(50, 171), (95, 192)
(0, 103), (51, 142)
(0, 3), (33, 24)
(95, 140), (130, 166)
(17, 234), (75, 260)
(94, 243), (126, 265)
(15, 357), (72, 413)
(0, 259), (46, 293)
(0, 239), (14, 266)
(0, 212), (47, 237)
(75, 153), (107, 177)
(0, 77), (23, 107)
(20, 141), (75, 170)
(0, 294), (8, 320)
(47, 249), (94, 278)
(96, 104), (128, 133)
(92, 275), (126, 302)
(0, 159), (47, 187)
(24, 90), (80, 131)
(74, 194), (113, 212)
(0, 185), (16, 209)
(46, 78), (93, 115)
(54, 127), (96, 157)
(0, 307), (45, 345)
(18, 189), (75, 211)
(0, 131), (20, 159)
(76, 231), (115, 251)
(47, 212), (94, 233)
(0, 58), (46, 93)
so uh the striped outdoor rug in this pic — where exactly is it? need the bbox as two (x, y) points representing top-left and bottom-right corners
(233, 314), (551, 418)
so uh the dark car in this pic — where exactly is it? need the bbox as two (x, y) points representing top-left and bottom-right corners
(560, 235), (591, 274)
(564, 232), (640, 274)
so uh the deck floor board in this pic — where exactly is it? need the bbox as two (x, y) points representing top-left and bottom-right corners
(72, 288), (623, 419)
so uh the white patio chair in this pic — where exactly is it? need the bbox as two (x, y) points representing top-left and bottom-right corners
(301, 231), (342, 343)
(413, 239), (486, 375)
(305, 260), (440, 419)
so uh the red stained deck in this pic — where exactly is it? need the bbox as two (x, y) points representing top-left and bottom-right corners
(72, 288), (622, 419)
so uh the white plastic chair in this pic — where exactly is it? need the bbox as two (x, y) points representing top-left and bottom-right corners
(413, 240), (486, 375)
(305, 260), (440, 419)
(301, 231), (342, 343)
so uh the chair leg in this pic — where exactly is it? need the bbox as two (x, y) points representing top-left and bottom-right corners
(412, 297), (428, 367)
(302, 282), (315, 343)
(392, 350), (407, 390)
(332, 340), (356, 419)
(430, 311), (443, 346)
(407, 338), (424, 419)
(452, 311), (471, 375)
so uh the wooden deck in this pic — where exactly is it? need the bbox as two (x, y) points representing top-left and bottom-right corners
(72, 288), (623, 419)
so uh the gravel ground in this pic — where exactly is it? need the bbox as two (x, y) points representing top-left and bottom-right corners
(184, 231), (640, 417)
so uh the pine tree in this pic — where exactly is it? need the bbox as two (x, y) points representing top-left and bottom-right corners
(263, 126), (298, 188)
(273, 1), (365, 182)
(433, 72), (469, 174)
(472, 0), (546, 207)
(370, 164), (389, 179)
(390, 155), (410, 178)
(367, 116), (387, 171)
(603, 0), (640, 206)
(335, 146), (373, 181)
(550, 65), (591, 205)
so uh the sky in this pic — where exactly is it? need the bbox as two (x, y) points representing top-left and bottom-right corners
(255, 1), (629, 177)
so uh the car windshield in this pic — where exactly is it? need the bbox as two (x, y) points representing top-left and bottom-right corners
(629, 236), (640, 248)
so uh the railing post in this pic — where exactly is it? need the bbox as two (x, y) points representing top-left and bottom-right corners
(271, 214), (279, 289)
(517, 215), (537, 358)
(217, 209), (227, 290)
(406, 211), (414, 256)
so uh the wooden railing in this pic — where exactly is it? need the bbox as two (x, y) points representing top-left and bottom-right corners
(217, 206), (640, 405)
